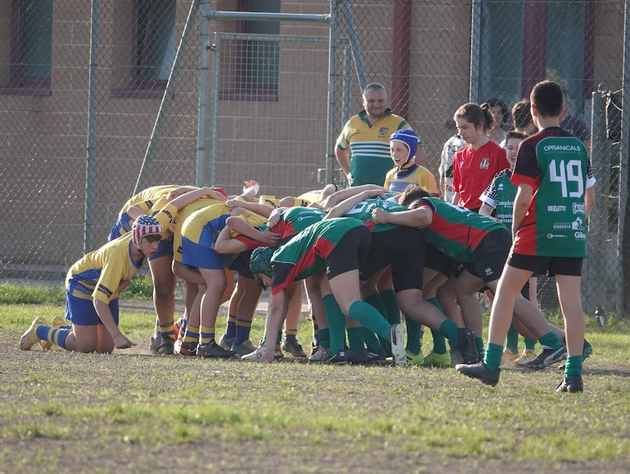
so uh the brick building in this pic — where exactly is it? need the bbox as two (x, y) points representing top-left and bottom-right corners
(0, 0), (624, 275)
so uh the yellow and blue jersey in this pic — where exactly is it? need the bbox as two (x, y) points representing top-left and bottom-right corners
(383, 164), (439, 195)
(109, 185), (180, 240)
(121, 185), (178, 214)
(65, 233), (144, 304)
(180, 204), (267, 270)
(336, 109), (408, 186)
(171, 198), (224, 262)
(181, 204), (267, 244)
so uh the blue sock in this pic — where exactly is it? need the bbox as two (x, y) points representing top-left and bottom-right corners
(234, 320), (252, 344)
(37, 325), (70, 349)
(225, 316), (237, 339)
(36, 325), (51, 341)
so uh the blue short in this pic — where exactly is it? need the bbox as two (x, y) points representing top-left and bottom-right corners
(65, 292), (120, 326)
(148, 236), (174, 261)
(181, 214), (229, 270)
(108, 212), (132, 241)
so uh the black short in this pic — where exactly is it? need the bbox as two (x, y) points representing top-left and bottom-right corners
(363, 226), (426, 292)
(426, 244), (458, 277)
(228, 250), (254, 279)
(509, 253), (583, 277)
(464, 228), (511, 283)
(326, 226), (371, 280)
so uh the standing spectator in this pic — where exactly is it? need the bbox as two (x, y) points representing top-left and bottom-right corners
(451, 103), (510, 211)
(482, 98), (508, 144)
(439, 119), (465, 202)
(335, 83), (409, 187)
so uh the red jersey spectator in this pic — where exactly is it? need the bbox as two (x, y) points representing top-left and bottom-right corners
(452, 103), (510, 211)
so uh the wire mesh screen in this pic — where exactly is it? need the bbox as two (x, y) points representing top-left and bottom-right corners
(93, 0), (199, 244)
(332, 0), (473, 185)
(1, 0), (629, 317)
(0, 0), (89, 279)
(210, 32), (329, 197)
(0, 0), (197, 280)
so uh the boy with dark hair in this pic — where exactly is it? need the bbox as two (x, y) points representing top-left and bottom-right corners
(456, 80), (596, 393)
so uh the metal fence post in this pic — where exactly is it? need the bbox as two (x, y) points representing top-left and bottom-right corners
(208, 32), (220, 186)
(325, 0), (337, 185)
(618, 0), (630, 318)
(469, 0), (482, 103)
(195, 1), (210, 186)
(84, 0), (100, 253)
(585, 90), (609, 313)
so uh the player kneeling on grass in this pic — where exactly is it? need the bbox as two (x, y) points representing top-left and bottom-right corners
(242, 217), (406, 364)
(20, 216), (164, 353)
(456, 80), (596, 393)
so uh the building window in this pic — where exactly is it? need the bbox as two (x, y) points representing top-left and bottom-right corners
(7, 0), (53, 92)
(479, 1), (593, 119)
(132, 0), (176, 89)
(220, 0), (280, 101)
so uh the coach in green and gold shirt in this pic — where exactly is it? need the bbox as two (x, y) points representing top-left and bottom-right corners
(335, 83), (409, 187)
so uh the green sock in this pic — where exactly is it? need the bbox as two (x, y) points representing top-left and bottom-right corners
(348, 300), (391, 341)
(438, 319), (459, 350)
(427, 298), (447, 354)
(365, 294), (390, 348)
(475, 336), (484, 356)
(483, 342), (503, 371)
(380, 289), (401, 325)
(506, 325), (519, 353)
(365, 293), (387, 316)
(347, 327), (364, 352)
(405, 317), (422, 355)
(361, 327), (382, 354)
(564, 355), (583, 377)
(525, 337), (536, 350)
(539, 331), (563, 350)
(430, 328), (447, 354)
(323, 295), (346, 354)
(317, 328), (330, 349)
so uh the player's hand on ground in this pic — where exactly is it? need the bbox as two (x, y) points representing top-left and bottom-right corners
(113, 332), (136, 349)
(371, 208), (388, 224)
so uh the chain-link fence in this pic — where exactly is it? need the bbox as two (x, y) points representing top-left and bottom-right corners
(1, 0), (629, 317)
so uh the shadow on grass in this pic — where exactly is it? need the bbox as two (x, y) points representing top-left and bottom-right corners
(584, 367), (630, 378)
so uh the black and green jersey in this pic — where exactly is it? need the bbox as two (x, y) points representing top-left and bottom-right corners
(480, 169), (516, 225)
(512, 127), (595, 257)
(344, 195), (408, 232)
(271, 218), (365, 294)
(420, 197), (507, 262)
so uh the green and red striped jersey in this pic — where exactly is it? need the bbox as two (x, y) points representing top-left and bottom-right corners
(512, 127), (595, 257)
(271, 217), (365, 294)
(419, 197), (506, 262)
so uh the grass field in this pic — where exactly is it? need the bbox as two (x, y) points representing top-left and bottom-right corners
(1, 299), (630, 473)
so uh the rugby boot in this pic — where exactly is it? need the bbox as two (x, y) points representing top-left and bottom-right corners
(456, 362), (500, 387)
